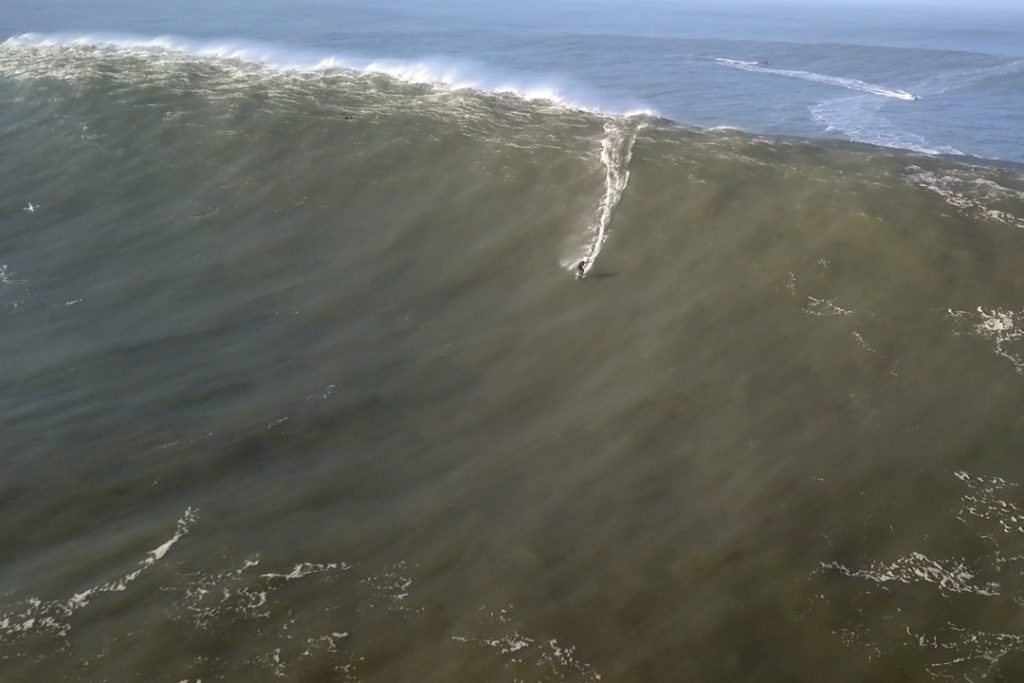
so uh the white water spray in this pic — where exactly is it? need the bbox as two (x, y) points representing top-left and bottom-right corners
(571, 119), (642, 277)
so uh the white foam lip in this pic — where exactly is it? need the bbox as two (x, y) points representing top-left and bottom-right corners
(2, 32), (657, 118)
(0, 508), (198, 640)
(715, 57), (917, 101)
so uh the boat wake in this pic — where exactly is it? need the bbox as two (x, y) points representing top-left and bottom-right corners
(715, 57), (917, 101)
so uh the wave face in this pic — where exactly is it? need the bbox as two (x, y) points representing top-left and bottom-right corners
(3, 38), (1024, 682)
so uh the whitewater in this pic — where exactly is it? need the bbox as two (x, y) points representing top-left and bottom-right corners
(713, 57), (918, 101)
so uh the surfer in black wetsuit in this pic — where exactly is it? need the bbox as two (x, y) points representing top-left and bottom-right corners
(576, 260), (587, 279)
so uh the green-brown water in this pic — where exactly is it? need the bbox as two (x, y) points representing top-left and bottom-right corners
(3, 40), (1024, 682)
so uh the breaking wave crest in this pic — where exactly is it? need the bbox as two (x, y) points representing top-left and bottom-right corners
(2, 32), (656, 117)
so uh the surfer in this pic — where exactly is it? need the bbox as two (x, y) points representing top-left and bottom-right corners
(576, 260), (587, 279)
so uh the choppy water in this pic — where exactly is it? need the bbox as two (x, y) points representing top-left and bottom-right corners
(3, 3), (1024, 682)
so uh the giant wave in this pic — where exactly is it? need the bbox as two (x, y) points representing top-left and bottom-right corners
(3, 28), (1024, 683)
(3, 32), (657, 117)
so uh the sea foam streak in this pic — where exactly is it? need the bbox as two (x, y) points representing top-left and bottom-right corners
(0, 509), (197, 640)
(810, 96), (962, 156)
(1, 33), (655, 117)
(570, 119), (642, 276)
(715, 57), (917, 101)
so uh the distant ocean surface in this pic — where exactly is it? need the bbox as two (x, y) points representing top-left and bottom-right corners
(5, 0), (1024, 162)
(3, 1), (1024, 681)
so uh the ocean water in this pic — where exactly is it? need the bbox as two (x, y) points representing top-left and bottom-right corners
(2, 1), (1024, 681)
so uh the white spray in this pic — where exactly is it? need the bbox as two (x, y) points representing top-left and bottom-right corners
(572, 118), (643, 277)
